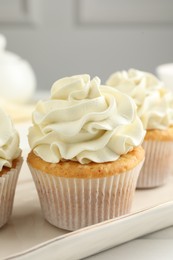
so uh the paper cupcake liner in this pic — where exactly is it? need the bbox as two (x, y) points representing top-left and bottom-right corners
(0, 157), (23, 228)
(28, 160), (144, 231)
(137, 141), (173, 188)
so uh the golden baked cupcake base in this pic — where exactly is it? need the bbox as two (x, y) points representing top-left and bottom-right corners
(27, 146), (144, 178)
(28, 147), (144, 231)
(144, 127), (173, 141)
(0, 157), (20, 177)
(0, 156), (23, 228)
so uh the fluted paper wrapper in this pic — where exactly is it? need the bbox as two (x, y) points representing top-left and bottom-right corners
(0, 157), (23, 228)
(137, 141), (173, 188)
(29, 161), (143, 231)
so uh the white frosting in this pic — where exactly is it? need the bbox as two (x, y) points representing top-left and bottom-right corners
(0, 34), (36, 103)
(106, 69), (173, 130)
(28, 74), (145, 164)
(0, 107), (21, 171)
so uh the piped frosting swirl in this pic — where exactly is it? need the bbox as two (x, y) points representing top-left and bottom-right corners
(28, 74), (145, 164)
(106, 69), (173, 130)
(0, 107), (21, 171)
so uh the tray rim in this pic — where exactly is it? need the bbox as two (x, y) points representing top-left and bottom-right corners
(5, 199), (173, 260)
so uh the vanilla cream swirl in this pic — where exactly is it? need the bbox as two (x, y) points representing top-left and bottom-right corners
(0, 107), (21, 171)
(28, 75), (145, 164)
(106, 69), (173, 130)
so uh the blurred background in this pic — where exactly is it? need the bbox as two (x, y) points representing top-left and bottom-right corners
(0, 0), (173, 91)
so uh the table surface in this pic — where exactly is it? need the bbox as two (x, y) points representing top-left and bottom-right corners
(15, 93), (173, 260)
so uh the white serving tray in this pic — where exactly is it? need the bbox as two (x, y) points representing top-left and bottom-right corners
(1, 157), (173, 260)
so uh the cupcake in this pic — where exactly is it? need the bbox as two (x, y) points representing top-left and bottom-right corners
(106, 69), (173, 188)
(0, 107), (22, 227)
(27, 74), (145, 230)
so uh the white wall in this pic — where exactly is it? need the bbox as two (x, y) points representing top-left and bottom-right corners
(0, 0), (173, 90)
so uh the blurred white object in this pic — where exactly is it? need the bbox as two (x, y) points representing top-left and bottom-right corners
(0, 34), (36, 103)
(156, 63), (173, 91)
